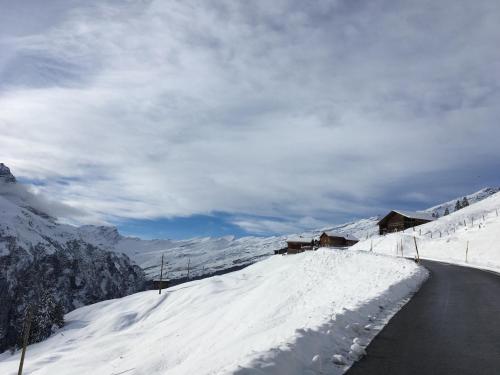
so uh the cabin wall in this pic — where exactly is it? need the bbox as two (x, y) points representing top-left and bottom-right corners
(379, 213), (432, 234)
(323, 236), (346, 247)
(287, 242), (312, 254)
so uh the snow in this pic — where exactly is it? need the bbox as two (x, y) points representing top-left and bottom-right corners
(323, 231), (359, 241)
(353, 191), (500, 272)
(286, 235), (314, 243)
(388, 210), (435, 222)
(0, 249), (427, 375)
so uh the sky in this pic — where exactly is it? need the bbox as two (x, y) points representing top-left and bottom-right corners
(1, 0), (500, 239)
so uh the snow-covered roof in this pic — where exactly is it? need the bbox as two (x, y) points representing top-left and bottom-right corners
(322, 231), (359, 241)
(286, 236), (313, 243)
(392, 210), (435, 221)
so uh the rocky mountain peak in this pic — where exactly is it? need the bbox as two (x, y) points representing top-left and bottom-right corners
(0, 163), (16, 183)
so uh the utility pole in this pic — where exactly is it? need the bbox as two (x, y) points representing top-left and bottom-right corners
(158, 254), (164, 295)
(18, 306), (33, 375)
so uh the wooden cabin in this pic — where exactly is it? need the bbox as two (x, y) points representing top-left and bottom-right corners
(378, 210), (434, 235)
(274, 247), (288, 255)
(319, 232), (359, 247)
(286, 237), (314, 254)
(152, 279), (169, 290)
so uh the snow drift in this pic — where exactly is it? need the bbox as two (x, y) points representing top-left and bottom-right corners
(0, 249), (427, 375)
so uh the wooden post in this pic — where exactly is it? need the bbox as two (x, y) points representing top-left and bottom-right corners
(187, 258), (191, 279)
(158, 254), (164, 295)
(466, 241), (469, 263)
(413, 236), (420, 263)
(471, 217), (474, 227)
(464, 220), (466, 226)
(400, 238), (404, 257)
(370, 240), (373, 252)
(18, 306), (33, 375)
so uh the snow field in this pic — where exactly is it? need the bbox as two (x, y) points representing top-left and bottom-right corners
(0, 249), (427, 375)
(352, 192), (500, 272)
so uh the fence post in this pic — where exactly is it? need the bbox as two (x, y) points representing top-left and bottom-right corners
(465, 241), (469, 263)
(370, 240), (373, 252)
(413, 236), (420, 263)
(187, 258), (191, 280)
(401, 238), (404, 257)
(18, 306), (33, 375)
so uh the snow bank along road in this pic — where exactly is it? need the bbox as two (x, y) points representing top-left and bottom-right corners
(0, 249), (427, 375)
(348, 259), (500, 375)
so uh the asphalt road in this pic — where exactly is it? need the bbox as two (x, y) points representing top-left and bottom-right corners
(347, 259), (500, 375)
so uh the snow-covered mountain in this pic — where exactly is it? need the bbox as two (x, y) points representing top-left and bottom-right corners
(77, 226), (286, 281)
(0, 165), (145, 352)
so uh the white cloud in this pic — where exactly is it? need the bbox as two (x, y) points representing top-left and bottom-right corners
(0, 0), (499, 230)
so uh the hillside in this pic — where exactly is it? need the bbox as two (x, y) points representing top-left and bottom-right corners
(0, 249), (427, 375)
(352, 191), (500, 272)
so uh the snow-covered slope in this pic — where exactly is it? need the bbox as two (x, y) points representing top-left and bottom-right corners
(424, 187), (500, 217)
(0, 249), (427, 375)
(352, 191), (500, 272)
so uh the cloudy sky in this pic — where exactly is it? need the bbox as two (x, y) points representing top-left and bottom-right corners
(1, 0), (499, 239)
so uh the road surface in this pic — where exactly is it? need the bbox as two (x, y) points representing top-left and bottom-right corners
(347, 259), (500, 375)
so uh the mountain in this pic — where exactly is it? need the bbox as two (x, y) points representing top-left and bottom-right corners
(78, 227), (286, 281)
(0, 169), (145, 352)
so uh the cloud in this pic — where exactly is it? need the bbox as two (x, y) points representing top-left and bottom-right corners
(0, 0), (499, 233)
(0, 180), (91, 223)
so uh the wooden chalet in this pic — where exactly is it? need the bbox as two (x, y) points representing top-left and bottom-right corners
(319, 232), (359, 247)
(378, 210), (434, 235)
(286, 236), (314, 254)
(152, 279), (169, 290)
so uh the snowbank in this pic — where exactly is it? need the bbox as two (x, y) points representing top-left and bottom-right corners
(0, 249), (427, 375)
(352, 192), (500, 272)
